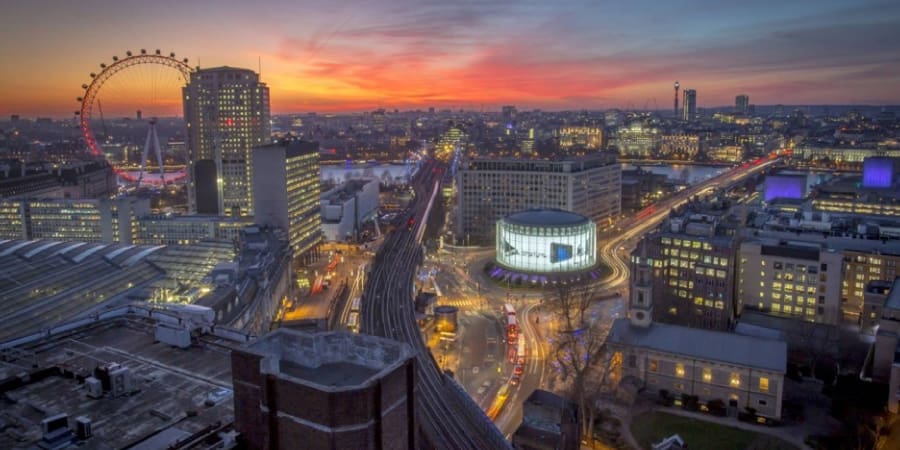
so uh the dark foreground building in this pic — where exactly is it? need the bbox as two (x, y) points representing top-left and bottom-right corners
(232, 329), (416, 449)
(512, 389), (580, 450)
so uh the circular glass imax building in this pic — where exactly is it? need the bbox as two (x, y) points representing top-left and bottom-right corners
(495, 209), (596, 274)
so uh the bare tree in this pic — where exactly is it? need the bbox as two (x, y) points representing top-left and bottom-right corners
(548, 282), (615, 447)
(793, 321), (854, 380)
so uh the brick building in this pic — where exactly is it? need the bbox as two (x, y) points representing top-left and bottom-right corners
(231, 329), (416, 450)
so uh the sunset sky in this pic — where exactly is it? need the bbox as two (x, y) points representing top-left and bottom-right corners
(2, 0), (899, 117)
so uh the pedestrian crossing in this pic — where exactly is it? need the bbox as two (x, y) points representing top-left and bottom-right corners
(436, 297), (480, 309)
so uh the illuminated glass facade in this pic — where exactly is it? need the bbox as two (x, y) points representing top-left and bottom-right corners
(184, 67), (271, 216)
(0, 198), (149, 243)
(253, 141), (322, 262)
(495, 210), (596, 273)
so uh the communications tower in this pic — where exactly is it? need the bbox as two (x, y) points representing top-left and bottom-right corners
(674, 81), (680, 118)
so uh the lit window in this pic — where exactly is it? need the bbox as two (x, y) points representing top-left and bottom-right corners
(676, 363), (685, 378)
(649, 359), (658, 372)
(759, 377), (769, 392)
(702, 368), (712, 382)
(730, 372), (741, 387)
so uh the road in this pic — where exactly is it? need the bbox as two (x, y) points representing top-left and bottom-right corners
(599, 156), (782, 290)
(360, 160), (512, 449)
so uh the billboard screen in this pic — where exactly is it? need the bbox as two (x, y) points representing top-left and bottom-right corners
(496, 221), (596, 272)
(764, 175), (805, 202)
(862, 157), (895, 189)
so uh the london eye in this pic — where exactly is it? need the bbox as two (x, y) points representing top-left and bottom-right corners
(75, 49), (193, 186)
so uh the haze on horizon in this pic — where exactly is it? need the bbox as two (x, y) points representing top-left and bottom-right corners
(2, 0), (899, 118)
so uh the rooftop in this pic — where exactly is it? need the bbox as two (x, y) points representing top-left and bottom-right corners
(0, 239), (235, 342)
(0, 318), (237, 449)
(240, 329), (413, 391)
(607, 318), (787, 373)
(504, 208), (591, 227)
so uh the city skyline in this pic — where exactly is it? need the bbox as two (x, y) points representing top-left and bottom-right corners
(2, 0), (900, 117)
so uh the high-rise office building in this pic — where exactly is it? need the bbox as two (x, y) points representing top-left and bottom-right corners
(502, 105), (517, 126)
(735, 95), (750, 115)
(682, 89), (697, 121)
(184, 67), (271, 216)
(252, 140), (322, 263)
(455, 154), (621, 244)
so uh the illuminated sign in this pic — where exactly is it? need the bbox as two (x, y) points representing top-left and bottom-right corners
(496, 220), (595, 273)
(764, 175), (805, 202)
(862, 157), (895, 189)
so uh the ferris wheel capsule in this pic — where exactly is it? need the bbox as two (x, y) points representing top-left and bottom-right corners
(140, 49), (146, 54)
(81, 84), (88, 89)
(90, 73), (96, 78)
(100, 63), (106, 68)
(155, 49), (161, 55)
(112, 56), (118, 61)
(126, 50), (132, 56)
(77, 97), (83, 102)
(169, 52), (175, 58)
(183, 58), (189, 64)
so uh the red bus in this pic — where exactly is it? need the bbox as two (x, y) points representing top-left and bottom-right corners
(507, 314), (518, 345)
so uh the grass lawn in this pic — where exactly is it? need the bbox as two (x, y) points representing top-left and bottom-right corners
(630, 412), (798, 450)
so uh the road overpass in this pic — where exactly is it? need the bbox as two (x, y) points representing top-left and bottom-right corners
(599, 156), (782, 289)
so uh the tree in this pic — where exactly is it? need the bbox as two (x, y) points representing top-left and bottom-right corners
(548, 282), (617, 447)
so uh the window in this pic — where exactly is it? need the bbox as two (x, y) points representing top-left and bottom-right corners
(702, 368), (712, 382)
(676, 363), (685, 378)
(759, 377), (769, 392)
(649, 359), (658, 372)
(730, 372), (741, 387)
(758, 399), (768, 406)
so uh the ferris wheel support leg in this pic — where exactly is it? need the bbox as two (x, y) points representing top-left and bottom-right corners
(151, 123), (165, 185)
(138, 122), (154, 188)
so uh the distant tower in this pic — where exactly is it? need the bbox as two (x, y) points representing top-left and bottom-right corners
(735, 95), (750, 115)
(674, 81), (680, 117)
(682, 89), (697, 121)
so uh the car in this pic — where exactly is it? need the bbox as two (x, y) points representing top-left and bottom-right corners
(510, 375), (521, 386)
(513, 365), (524, 376)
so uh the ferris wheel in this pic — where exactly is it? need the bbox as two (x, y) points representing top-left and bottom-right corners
(75, 49), (193, 186)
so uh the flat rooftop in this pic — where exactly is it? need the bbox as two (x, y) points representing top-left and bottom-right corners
(0, 318), (236, 449)
(241, 329), (413, 391)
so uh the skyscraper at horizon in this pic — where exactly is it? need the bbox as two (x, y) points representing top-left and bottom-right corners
(682, 89), (697, 121)
(184, 66), (271, 216)
(735, 94), (750, 115)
